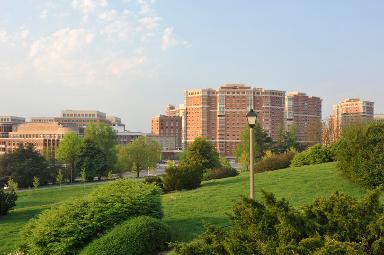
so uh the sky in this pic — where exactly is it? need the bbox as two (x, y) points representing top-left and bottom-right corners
(0, 0), (383, 132)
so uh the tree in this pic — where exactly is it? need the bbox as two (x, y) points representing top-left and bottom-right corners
(76, 139), (108, 181)
(274, 124), (298, 153)
(56, 132), (82, 183)
(304, 118), (322, 146)
(84, 122), (117, 172)
(117, 136), (161, 178)
(32, 176), (39, 190)
(56, 169), (64, 188)
(180, 137), (220, 170)
(0, 144), (51, 188)
(80, 168), (87, 188)
(235, 124), (272, 171)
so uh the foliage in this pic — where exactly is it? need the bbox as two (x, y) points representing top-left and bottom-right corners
(56, 132), (82, 183)
(0, 144), (51, 188)
(174, 188), (384, 255)
(219, 156), (232, 169)
(274, 124), (298, 153)
(202, 168), (239, 181)
(181, 137), (220, 170)
(84, 122), (117, 172)
(0, 188), (17, 216)
(32, 176), (39, 190)
(235, 124), (272, 171)
(21, 179), (163, 255)
(290, 144), (335, 167)
(162, 163), (203, 191)
(56, 170), (64, 187)
(7, 177), (18, 191)
(304, 119), (322, 146)
(117, 136), (161, 178)
(76, 139), (108, 180)
(80, 216), (171, 255)
(254, 151), (296, 172)
(144, 176), (164, 191)
(336, 121), (384, 187)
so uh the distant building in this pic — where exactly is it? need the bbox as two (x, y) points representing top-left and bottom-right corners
(285, 92), (322, 144)
(116, 131), (144, 145)
(107, 116), (126, 132)
(184, 84), (285, 156)
(0, 116), (25, 138)
(146, 134), (177, 151)
(374, 114), (384, 120)
(0, 122), (76, 154)
(330, 98), (374, 138)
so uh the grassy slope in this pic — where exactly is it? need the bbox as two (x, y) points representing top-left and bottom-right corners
(0, 163), (368, 254)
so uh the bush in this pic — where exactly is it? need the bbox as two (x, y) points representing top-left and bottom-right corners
(290, 144), (335, 167)
(173, 188), (384, 254)
(80, 216), (171, 255)
(202, 168), (239, 181)
(162, 164), (202, 191)
(0, 188), (17, 216)
(254, 151), (295, 172)
(337, 121), (384, 187)
(144, 176), (164, 191)
(21, 179), (163, 255)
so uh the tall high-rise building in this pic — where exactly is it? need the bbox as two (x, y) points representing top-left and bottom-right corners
(330, 98), (374, 138)
(184, 84), (285, 156)
(285, 92), (322, 144)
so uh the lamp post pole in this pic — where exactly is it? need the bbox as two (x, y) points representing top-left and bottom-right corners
(246, 109), (257, 200)
(249, 125), (254, 200)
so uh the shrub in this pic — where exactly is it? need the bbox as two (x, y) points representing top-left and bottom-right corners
(254, 151), (295, 172)
(290, 144), (335, 167)
(80, 216), (171, 255)
(173, 189), (384, 255)
(0, 188), (17, 216)
(202, 168), (239, 181)
(144, 176), (164, 191)
(336, 121), (384, 187)
(21, 179), (163, 255)
(162, 164), (202, 191)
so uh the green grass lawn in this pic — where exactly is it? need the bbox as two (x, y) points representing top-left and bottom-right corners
(0, 163), (369, 254)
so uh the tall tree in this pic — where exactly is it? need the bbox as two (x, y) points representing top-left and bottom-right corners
(180, 137), (221, 170)
(117, 136), (161, 178)
(75, 139), (108, 180)
(235, 124), (272, 171)
(304, 119), (322, 146)
(56, 132), (82, 183)
(0, 144), (51, 188)
(84, 122), (117, 172)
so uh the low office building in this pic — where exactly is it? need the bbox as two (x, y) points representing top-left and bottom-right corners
(0, 116), (25, 138)
(0, 122), (76, 154)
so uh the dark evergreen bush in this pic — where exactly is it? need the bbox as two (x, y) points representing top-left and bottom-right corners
(290, 144), (335, 167)
(21, 180), (162, 255)
(162, 164), (202, 191)
(144, 176), (164, 191)
(254, 151), (295, 172)
(0, 188), (17, 216)
(202, 168), (239, 181)
(336, 121), (384, 187)
(80, 216), (171, 255)
(173, 188), (384, 255)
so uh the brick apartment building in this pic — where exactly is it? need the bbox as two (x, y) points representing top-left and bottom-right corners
(285, 92), (322, 144)
(330, 98), (374, 139)
(0, 116), (25, 138)
(184, 84), (285, 156)
(151, 105), (182, 150)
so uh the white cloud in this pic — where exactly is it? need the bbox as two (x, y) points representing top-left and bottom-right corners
(72, 0), (108, 21)
(139, 16), (161, 30)
(98, 9), (117, 21)
(161, 27), (177, 51)
(137, 0), (152, 15)
(0, 29), (8, 43)
(40, 9), (48, 19)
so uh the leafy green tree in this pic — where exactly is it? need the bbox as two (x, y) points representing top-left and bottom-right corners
(0, 144), (51, 188)
(80, 168), (87, 188)
(219, 156), (232, 169)
(274, 124), (298, 153)
(7, 177), (18, 192)
(76, 139), (108, 180)
(117, 136), (161, 178)
(235, 124), (272, 171)
(181, 137), (220, 170)
(56, 169), (64, 188)
(84, 122), (117, 172)
(32, 176), (39, 190)
(56, 132), (82, 183)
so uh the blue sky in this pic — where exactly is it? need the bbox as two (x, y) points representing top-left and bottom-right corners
(0, 0), (383, 132)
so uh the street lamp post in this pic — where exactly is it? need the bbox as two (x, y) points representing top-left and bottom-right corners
(246, 109), (257, 200)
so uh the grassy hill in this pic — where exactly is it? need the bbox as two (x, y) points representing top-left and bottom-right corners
(0, 163), (368, 254)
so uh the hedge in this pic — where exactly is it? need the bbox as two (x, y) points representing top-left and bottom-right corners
(202, 168), (239, 181)
(21, 179), (163, 255)
(254, 151), (295, 172)
(290, 144), (335, 167)
(80, 216), (171, 255)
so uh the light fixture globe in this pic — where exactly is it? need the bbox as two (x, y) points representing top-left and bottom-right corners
(246, 109), (257, 128)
